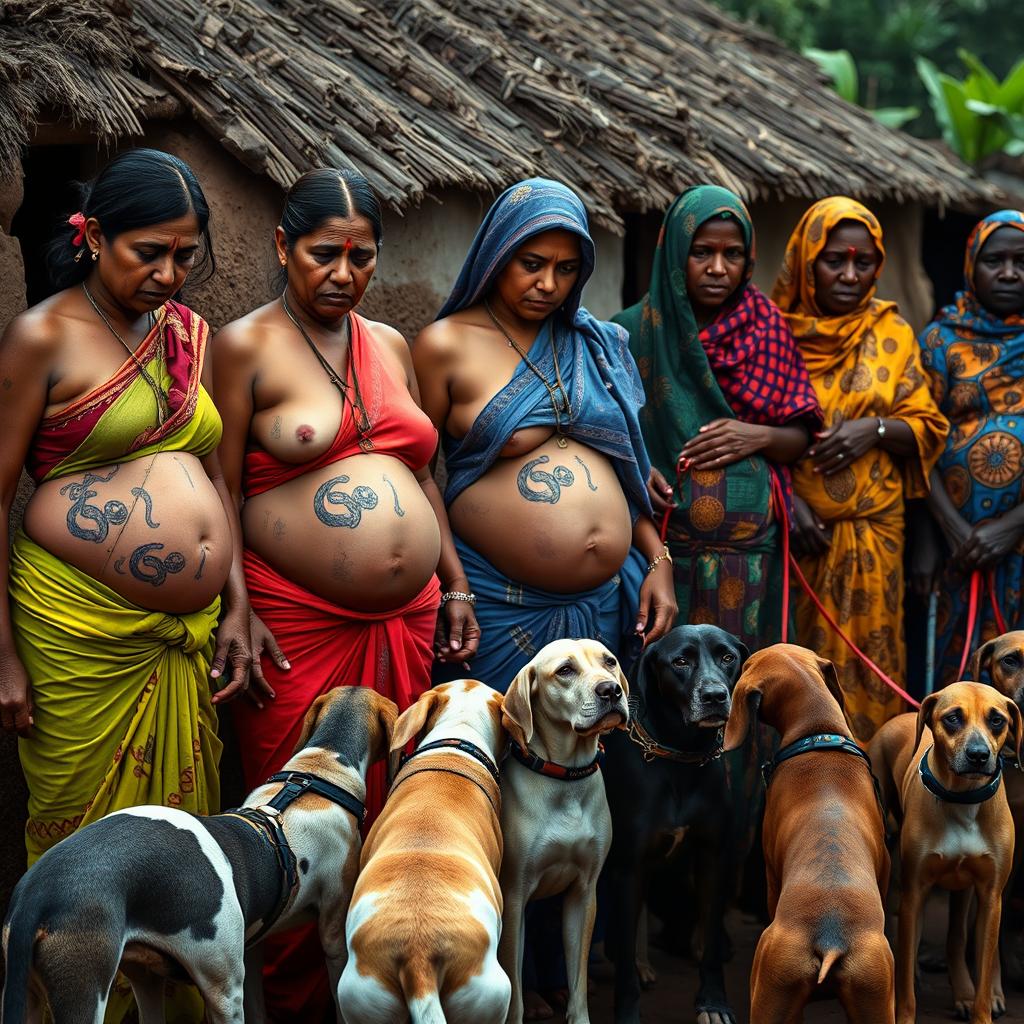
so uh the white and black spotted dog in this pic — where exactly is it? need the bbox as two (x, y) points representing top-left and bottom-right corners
(1, 685), (396, 1024)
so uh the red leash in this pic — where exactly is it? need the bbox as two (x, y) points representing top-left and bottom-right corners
(954, 570), (1008, 679)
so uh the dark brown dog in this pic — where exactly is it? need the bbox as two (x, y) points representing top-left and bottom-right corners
(724, 644), (893, 1023)
(869, 683), (1022, 1024)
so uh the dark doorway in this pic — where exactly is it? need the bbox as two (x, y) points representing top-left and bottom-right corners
(11, 144), (94, 306)
(921, 206), (983, 320)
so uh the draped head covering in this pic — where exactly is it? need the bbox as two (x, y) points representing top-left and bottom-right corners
(436, 177), (652, 519)
(771, 196), (897, 376)
(937, 209), (1024, 341)
(616, 184), (820, 484)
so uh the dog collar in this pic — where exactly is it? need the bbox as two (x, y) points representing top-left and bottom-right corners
(400, 737), (501, 786)
(626, 715), (724, 766)
(510, 742), (604, 780)
(918, 747), (1003, 805)
(762, 733), (871, 787)
(263, 770), (366, 823)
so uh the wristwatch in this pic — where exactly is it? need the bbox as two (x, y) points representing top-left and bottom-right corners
(876, 416), (887, 438)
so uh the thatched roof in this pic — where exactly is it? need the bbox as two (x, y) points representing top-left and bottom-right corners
(1, 0), (996, 228)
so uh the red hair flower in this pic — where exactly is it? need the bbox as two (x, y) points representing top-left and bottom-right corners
(68, 211), (87, 246)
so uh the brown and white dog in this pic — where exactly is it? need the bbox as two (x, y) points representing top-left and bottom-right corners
(338, 679), (511, 1024)
(1, 685), (395, 1024)
(725, 644), (893, 1024)
(499, 638), (630, 1024)
(869, 682), (1022, 1024)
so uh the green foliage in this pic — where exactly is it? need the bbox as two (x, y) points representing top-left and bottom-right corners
(917, 51), (1024, 161)
(715, 0), (1021, 143)
(805, 47), (920, 129)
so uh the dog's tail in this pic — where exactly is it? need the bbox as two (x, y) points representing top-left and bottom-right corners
(399, 961), (447, 1024)
(813, 911), (847, 985)
(2, 905), (37, 1023)
(816, 947), (843, 984)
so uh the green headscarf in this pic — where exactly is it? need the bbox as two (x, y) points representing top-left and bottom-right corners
(613, 186), (754, 482)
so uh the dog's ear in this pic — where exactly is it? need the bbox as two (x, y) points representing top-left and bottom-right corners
(371, 696), (399, 768)
(502, 664), (535, 751)
(293, 691), (334, 753)
(724, 674), (762, 751)
(733, 640), (751, 675)
(1005, 698), (1024, 766)
(970, 638), (999, 683)
(615, 658), (630, 700)
(389, 689), (446, 779)
(915, 692), (940, 752)
(815, 655), (845, 712)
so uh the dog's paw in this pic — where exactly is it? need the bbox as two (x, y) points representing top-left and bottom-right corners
(636, 959), (657, 988)
(696, 1002), (736, 1024)
(953, 997), (973, 1021)
(993, 989), (1007, 1018)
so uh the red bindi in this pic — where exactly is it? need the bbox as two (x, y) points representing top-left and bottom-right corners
(343, 239), (353, 252)
(846, 246), (857, 259)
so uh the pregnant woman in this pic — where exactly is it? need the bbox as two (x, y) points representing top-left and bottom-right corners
(414, 177), (675, 690)
(213, 168), (462, 1020)
(0, 149), (249, 1020)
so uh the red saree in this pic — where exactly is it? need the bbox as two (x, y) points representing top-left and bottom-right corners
(231, 312), (439, 1021)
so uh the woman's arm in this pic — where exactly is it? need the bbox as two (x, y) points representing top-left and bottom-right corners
(679, 419), (810, 469)
(632, 515), (677, 646)
(0, 314), (58, 736)
(808, 417), (917, 475)
(209, 324), (280, 705)
(398, 322), (480, 663)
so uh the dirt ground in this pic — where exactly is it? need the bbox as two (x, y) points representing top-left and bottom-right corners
(548, 901), (1024, 1023)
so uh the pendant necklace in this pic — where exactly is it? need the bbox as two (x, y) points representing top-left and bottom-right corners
(484, 300), (572, 448)
(281, 293), (374, 451)
(82, 283), (166, 425)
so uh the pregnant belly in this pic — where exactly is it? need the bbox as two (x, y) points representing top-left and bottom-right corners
(242, 454), (441, 612)
(24, 453), (232, 614)
(448, 438), (632, 593)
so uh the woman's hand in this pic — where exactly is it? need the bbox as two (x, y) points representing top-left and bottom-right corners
(0, 648), (33, 737)
(790, 494), (831, 558)
(955, 516), (1024, 573)
(679, 420), (768, 470)
(636, 560), (677, 646)
(246, 611), (288, 709)
(909, 516), (943, 597)
(647, 467), (676, 515)
(210, 604), (256, 707)
(435, 599), (481, 665)
(808, 418), (878, 475)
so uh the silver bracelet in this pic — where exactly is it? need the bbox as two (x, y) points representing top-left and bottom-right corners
(440, 590), (477, 606)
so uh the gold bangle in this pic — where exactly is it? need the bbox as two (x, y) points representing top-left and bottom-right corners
(646, 545), (673, 575)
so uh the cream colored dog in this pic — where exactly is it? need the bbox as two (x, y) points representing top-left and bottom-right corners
(338, 679), (511, 1024)
(869, 682), (1022, 1024)
(499, 639), (630, 1024)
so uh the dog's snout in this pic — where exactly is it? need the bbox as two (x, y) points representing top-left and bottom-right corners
(595, 679), (623, 703)
(965, 740), (992, 767)
(703, 684), (730, 705)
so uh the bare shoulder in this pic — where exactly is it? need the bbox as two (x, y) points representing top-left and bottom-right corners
(362, 317), (410, 357)
(0, 292), (72, 366)
(211, 299), (282, 361)
(413, 310), (477, 362)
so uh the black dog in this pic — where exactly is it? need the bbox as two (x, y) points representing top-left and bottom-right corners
(602, 624), (748, 1024)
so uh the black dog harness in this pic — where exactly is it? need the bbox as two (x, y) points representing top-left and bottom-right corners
(394, 737), (503, 813)
(510, 742), (604, 780)
(626, 716), (724, 766)
(918, 746), (1004, 805)
(223, 770), (366, 946)
(761, 732), (871, 787)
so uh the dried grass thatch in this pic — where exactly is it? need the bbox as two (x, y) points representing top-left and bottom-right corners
(0, 0), (162, 176)
(1, 0), (996, 227)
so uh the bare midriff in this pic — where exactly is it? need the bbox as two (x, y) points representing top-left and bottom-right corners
(242, 453), (440, 612)
(448, 432), (631, 592)
(24, 452), (231, 614)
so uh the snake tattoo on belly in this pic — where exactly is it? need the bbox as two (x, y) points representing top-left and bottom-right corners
(314, 475), (379, 528)
(518, 455), (596, 504)
(60, 469), (129, 542)
(114, 543), (187, 586)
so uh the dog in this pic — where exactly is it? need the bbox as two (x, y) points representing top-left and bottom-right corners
(726, 644), (893, 1023)
(869, 682), (1022, 1024)
(338, 679), (512, 1024)
(1, 685), (396, 1024)
(498, 638), (630, 1024)
(601, 623), (748, 1024)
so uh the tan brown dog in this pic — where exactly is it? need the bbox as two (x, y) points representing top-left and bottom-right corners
(338, 679), (511, 1024)
(724, 644), (893, 1024)
(869, 682), (1022, 1024)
